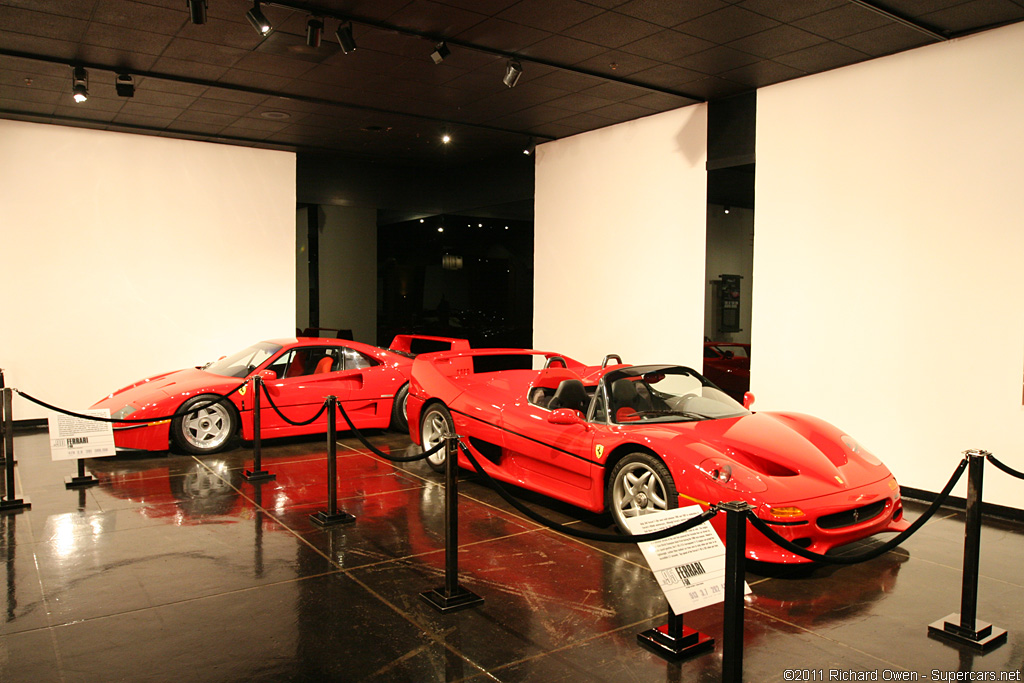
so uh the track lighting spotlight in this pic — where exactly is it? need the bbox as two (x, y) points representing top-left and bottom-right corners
(335, 22), (356, 54)
(71, 66), (88, 103)
(430, 41), (450, 64)
(503, 59), (522, 88)
(245, 2), (272, 36)
(115, 74), (135, 98)
(306, 18), (323, 48)
(187, 0), (207, 25)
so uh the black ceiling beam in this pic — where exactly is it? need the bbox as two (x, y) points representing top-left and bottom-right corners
(264, 1), (705, 103)
(0, 48), (555, 143)
(847, 0), (949, 42)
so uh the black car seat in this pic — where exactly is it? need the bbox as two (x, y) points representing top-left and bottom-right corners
(548, 379), (590, 415)
(611, 378), (652, 421)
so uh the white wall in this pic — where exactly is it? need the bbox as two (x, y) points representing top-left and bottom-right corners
(0, 120), (296, 421)
(754, 22), (1024, 508)
(534, 105), (708, 368)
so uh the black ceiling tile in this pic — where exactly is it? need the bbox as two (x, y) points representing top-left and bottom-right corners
(544, 91), (617, 111)
(883, 0), (973, 15)
(81, 24), (174, 56)
(518, 34), (608, 63)
(150, 56), (230, 81)
(773, 41), (870, 73)
(498, 0), (605, 32)
(233, 53), (320, 79)
(133, 76), (208, 98)
(161, 37), (248, 67)
(73, 45), (159, 72)
(619, 28), (716, 61)
(579, 79), (650, 100)
(127, 88), (196, 109)
(0, 101), (58, 118)
(793, 4), (893, 40)
(921, 0), (1024, 33)
(425, 84), (490, 106)
(118, 100), (184, 119)
(0, 0), (95, 20)
(175, 18), (266, 51)
(253, 31), (343, 64)
(223, 117), (292, 133)
(187, 98), (256, 117)
(528, 68), (606, 91)
(629, 63), (704, 88)
(174, 109), (239, 127)
(626, 91), (700, 110)
(720, 59), (805, 87)
(385, 58), (468, 86)
(202, 87), (268, 105)
(91, 0), (188, 35)
(836, 23), (933, 56)
(216, 68), (293, 92)
(549, 110), (617, 130)
(436, 0), (521, 12)
(53, 104), (121, 122)
(676, 6), (780, 42)
(384, 0), (489, 36)
(572, 49), (660, 76)
(111, 112), (175, 129)
(167, 120), (228, 135)
(578, 0), (631, 9)
(454, 17), (553, 52)
(0, 6), (89, 42)
(562, 12), (662, 47)
(615, 0), (730, 27)
(0, 85), (63, 106)
(0, 31), (77, 61)
(736, 0), (846, 23)
(587, 100), (654, 121)
(442, 68), (514, 95)
(674, 45), (759, 74)
(486, 104), (579, 127)
(1, 70), (65, 93)
(524, 121), (584, 137)
(728, 25), (827, 59)
(0, 52), (70, 78)
(217, 123), (277, 140)
(680, 75), (748, 99)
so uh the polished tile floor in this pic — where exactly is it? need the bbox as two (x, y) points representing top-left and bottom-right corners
(1, 429), (1023, 682)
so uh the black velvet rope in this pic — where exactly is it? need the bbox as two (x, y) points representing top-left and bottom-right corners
(14, 381), (248, 424)
(457, 441), (720, 543)
(747, 457), (969, 565)
(333, 398), (443, 462)
(256, 380), (329, 426)
(985, 453), (1024, 481)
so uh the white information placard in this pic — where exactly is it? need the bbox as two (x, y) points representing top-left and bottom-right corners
(625, 505), (750, 614)
(48, 409), (117, 461)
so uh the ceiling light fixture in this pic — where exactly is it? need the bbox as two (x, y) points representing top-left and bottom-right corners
(115, 73), (135, 97)
(187, 0), (207, 25)
(306, 17), (323, 47)
(503, 59), (522, 88)
(246, 2), (272, 36)
(335, 22), (356, 53)
(71, 66), (88, 103)
(430, 41), (450, 64)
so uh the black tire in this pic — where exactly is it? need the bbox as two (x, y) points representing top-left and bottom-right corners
(171, 394), (237, 455)
(606, 452), (678, 533)
(390, 383), (410, 432)
(420, 403), (454, 473)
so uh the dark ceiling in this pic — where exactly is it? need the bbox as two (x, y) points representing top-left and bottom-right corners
(2, 0), (1022, 168)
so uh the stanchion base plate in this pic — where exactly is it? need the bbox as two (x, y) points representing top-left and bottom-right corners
(420, 587), (484, 614)
(637, 623), (715, 661)
(309, 510), (356, 527)
(928, 614), (1007, 651)
(244, 470), (276, 482)
(0, 496), (31, 513)
(65, 475), (99, 489)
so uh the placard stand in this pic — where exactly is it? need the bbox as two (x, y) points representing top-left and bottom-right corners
(637, 607), (714, 660)
(65, 458), (98, 489)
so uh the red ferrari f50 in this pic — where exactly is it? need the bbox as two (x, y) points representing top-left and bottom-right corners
(408, 349), (909, 563)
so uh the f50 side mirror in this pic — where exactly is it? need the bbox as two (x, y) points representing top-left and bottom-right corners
(742, 392), (755, 410)
(548, 408), (583, 426)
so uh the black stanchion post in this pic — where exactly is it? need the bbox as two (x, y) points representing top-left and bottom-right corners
(244, 376), (275, 482)
(637, 604), (714, 661)
(64, 457), (99, 489)
(310, 396), (355, 527)
(928, 449), (1007, 651)
(720, 501), (752, 683)
(420, 435), (483, 613)
(0, 369), (6, 466)
(0, 387), (30, 513)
